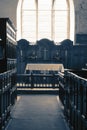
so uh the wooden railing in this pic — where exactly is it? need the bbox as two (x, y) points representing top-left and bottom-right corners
(58, 72), (65, 105)
(0, 69), (17, 130)
(59, 70), (87, 130)
(17, 73), (59, 89)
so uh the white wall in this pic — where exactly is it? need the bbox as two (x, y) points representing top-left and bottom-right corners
(0, 0), (18, 26)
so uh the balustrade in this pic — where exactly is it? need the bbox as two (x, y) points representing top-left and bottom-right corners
(0, 69), (17, 130)
(17, 73), (59, 89)
(59, 70), (87, 130)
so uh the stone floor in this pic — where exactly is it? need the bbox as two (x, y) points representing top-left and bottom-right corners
(6, 95), (70, 130)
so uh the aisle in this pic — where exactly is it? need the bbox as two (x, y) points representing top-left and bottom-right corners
(6, 95), (70, 130)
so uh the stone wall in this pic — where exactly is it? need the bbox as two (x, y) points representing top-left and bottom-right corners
(74, 0), (87, 43)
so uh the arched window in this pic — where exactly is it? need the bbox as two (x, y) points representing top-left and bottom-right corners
(53, 0), (68, 42)
(17, 0), (74, 44)
(22, 0), (36, 42)
(38, 0), (52, 40)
